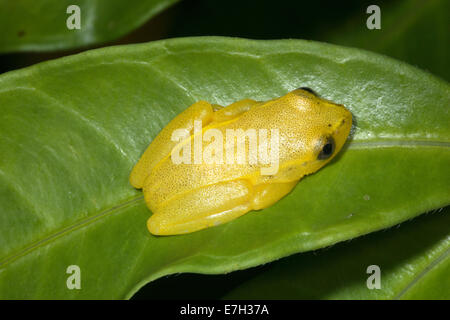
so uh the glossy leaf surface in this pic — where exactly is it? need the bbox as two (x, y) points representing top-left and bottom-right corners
(0, 37), (448, 298)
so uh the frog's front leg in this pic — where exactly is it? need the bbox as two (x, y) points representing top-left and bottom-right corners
(251, 181), (298, 210)
(130, 100), (215, 189)
(147, 180), (253, 235)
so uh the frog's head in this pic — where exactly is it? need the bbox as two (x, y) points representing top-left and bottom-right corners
(273, 87), (353, 176)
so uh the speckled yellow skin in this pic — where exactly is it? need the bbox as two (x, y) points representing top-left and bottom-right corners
(130, 89), (352, 235)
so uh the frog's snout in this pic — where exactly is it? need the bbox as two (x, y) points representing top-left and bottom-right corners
(327, 104), (352, 151)
(338, 114), (353, 145)
(339, 112), (352, 130)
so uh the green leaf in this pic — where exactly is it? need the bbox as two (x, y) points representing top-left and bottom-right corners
(0, 0), (179, 53)
(0, 37), (448, 299)
(224, 207), (450, 299)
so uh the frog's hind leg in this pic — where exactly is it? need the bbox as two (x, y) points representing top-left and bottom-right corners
(147, 180), (253, 235)
(251, 181), (298, 210)
(212, 99), (262, 122)
(130, 100), (215, 189)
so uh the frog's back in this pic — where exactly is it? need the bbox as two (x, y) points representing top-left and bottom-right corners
(144, 121), (262, 208)
(143, 100), (306, 207)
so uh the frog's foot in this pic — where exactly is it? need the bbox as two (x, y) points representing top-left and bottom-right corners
(251, 181), (298, 211)
(147, 180), (253, 235)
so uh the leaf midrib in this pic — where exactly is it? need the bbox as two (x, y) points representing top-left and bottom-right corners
(1, 139), (449, 270)
(0, 195), (144, 268)
(394, 244), (450, 299)
(350, 140), (450, 149)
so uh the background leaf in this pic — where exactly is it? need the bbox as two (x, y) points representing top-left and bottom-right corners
(0, 37), (448, 299)
(0, 0), (179, 53)
(327, 0), (449, 81)
(223, 208), (450, 300)
(167, 0), (449, 81)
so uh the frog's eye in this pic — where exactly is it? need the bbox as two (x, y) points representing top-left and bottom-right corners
(298, 87), (319, 96)
(318, 137), (335, 160)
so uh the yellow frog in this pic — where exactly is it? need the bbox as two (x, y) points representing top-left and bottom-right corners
(130, 88), (352, 235)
